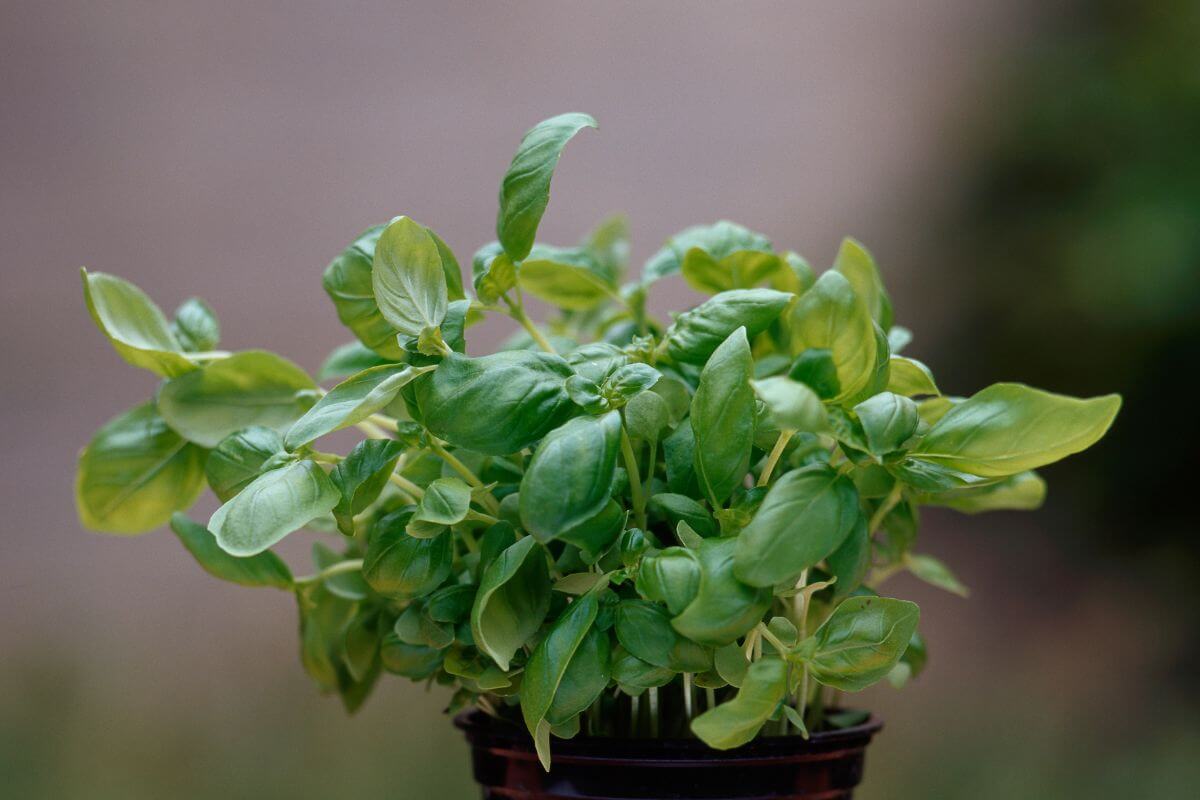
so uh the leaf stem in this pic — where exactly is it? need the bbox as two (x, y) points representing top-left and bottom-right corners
(355, 419), (391, 440)
(620, 426), (647, 529)
(388, 471), (425, 500)
(794, 569), (811, 726)
(683, 672), (694, 721)
(868, 481), (904, 535)
(756, 622), (789, 655)
(502, 293), (557, 355)
(428, 440), (501, 514)
(367, 413), (399, 432)
(294, 558), (363, 586)
(187, 350), (232, 361)
(757, 429), (795, 487)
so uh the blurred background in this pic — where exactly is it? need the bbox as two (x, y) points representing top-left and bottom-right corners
(2, 0), (1197, 797)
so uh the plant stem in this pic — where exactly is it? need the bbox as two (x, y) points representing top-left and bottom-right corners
(795, 568), (811, 726)
(188, 350), (232, 361)
(630, 693), (640, 737)
(427, 440), (502, 514)
(683, 673), (693, 721)
(642, 440), (657, 505)
(756, 622), (788, 655)
(868, 481), (904, 535)
(308, 450), (344, 464)
(355, 419), (391, 439)
(757, 429), (795, 486)
(294, 558), (364, 586)
(648, 687), (659, 737)
(620, 426), (647, 529)
(388, 471), (425, 500)
(705, 687), (716, 711)
(367, 413), (399, 432)
(503, 293), (557, 355)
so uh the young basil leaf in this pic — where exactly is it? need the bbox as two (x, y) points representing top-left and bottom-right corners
(520, 412), (621, 541)
(671, 538), (773, 647)
(81, 269), (196, 377)
(312, 541), (370, 600)
(407, 477), (472, 538)
(329, 439), (405, 536)
(298, 585), (356, 691)
(322, 225), (407, 359)
(518, 245), (614, 310)
(788, 348), (841, 399)
(157, 350), (317, 448)
(413, 351), (576, 455)
(170, 297), (220, 353)
(472, 536), (551, 670)
(887, 356), (939, 397)
(318, 341), (394, 381)
(615, 600), (711, 672)
(583, 214), (629, 282)
(683, 249), (781, 295)
(774, 251), (816, 294)
(922, 470), (1046, 513)
(825, 515), (870, 599)
(380, 634), (443, 679)
(76, 402), (206, 534)
(642, 221), (773, 286)
(663, 422), (701, 496)
(800, 596), (920, 691)
(612, 649), (675, 693)
(833, 237), (893, 329)
(170, 513), (292, 589)
(713, 643), (750, 688)
(205, 426), (291, 502)
(285, 364), (432, 449)
(637, 547), (702, 615)
(565, 374), (607, 413)
(557, 499), (625, 563)
(691, 658), (788, 749)
(854, 392), (920, 457)
(665, 289), (793, 365)
(362, 513), (453, 599)
(565, 342), (629, 384)
(497, 112), (597, 262)
(602, 363), (661, 404)
(690, 328), (755, 506)
(751, 376), (829, 433)
(647, 493), (717, 538)
(906, 554), (969, 597)
(372, 216), (450, 339)
(624, 390), (670, 443)
(734, 464), (861, 588)
(789, 271), (877, 403)
(343, 610), (382, 682)
(887, 325), (913, 354)
(426, 584), (476, 623)
(912, 383), (1122, 477)
(472, 244), (517, 304)
(208, 459), (339, 556)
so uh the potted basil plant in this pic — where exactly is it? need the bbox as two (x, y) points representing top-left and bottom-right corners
(77, 113), (1120, 799)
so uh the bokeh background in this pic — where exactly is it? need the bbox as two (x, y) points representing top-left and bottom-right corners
(3, 1), (1197, 797)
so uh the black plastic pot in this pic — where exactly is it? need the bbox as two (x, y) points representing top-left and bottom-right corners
(455, 710), (883, 799)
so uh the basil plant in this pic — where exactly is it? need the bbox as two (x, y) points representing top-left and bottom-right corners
(77, 112), (1120, 769)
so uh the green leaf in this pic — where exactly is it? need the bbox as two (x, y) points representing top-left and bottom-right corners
(312, 541), (370, 600)
(557, 499), (626, 563)
(566, 342), (630, 383)
(170, 298), (220, 353)
(323, 225), (406, 359)
(208, 459), (339, 556)
(624, 390), (670, 443)
(801, 596), (920, 692)
(372, 216), (450, 339)
(615, 600), (711, 672)
(854, 392), (920, 456)
(906, 554), (969, 597)
(691, 658), (788, 749)
(380, 634), (443, 679)
(583, 214), (629, 281)
(642, 221), (773, 286)
(81, 269), (196, 377)
(362, 513), (453, 599)
(204, 426), (291, 502)
(648, 493), (717, 537)
(713, 643), (749, 688)
(298, 586), (356, 691)
(789, 271), (877, 402)
(751, 376), (829, 432)
(472, 537), (552, 670)
(519, 412), (621, 541)
(76, 402), (206, 534)
(413, 351), (576, 455)
(788, 348), (841, 399)
(665, 289), (793, 365)
(690, 328), (755, 506)
(317, 341), (393, 381)
(886, 356), (939, 397)
(602, 363), (661, 404)
(285, 364), (432, 449)
(734, 464), (861, 588)
(407, 477), (472, 538)
(518, 245), (614, 310)
(833, 237), (893, 329)
(472, 244), (517, 304)
(612, 650), (675, 693)
(157, 350), (317, 448)
(497, 112), (597, 261)
(912, 383), (1121, 477)
(923, 470), (1046, 513)
(825, 516), (870, 598)
(671, 538), (773, 647)
(330, 439), (404, 536)
(170, 513), (291, 588)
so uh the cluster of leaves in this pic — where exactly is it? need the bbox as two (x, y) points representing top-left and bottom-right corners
(76, 113), (1120, 769)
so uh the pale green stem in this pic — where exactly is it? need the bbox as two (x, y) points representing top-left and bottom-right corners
(757, 622), (788, 655)
(465, 510), (499, 526)
(308, 451), (343, 464)
(795, 568), (811, 724)
(388, 471), (425, 500)
(868, 482), (904, 535)
(705, 687), (716, 711)
(757, 429), (796, 487)
(428, 440), (501, 515)
(356, 419), (391, 440)
(367, 413), (399, 432)
(502, 293), (557, 355)
(188, 350), (232, 361)
(620, 427), (647, 529)
(294, 558), (363, 586)
(683, 672), (694, 721)
(648, 687), (659, 737)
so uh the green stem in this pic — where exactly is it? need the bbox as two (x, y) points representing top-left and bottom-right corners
(465, 510), (500, 526)
(868, 482), (904, 535)
(648, 687), (659, 737)
(683, 672), (694, 721)
(794, 569), (811, 725)
(367, 413), (399, 432)
(308, 450), (344, 465)
(503, 293), (557, 355)
(757, 429), (795, 487)
(756, 622), (788, 655)
(642, 440), (657, 505)
(620, 426), (647, 529)
(388, 471), (425, 500)
(294, 558), (363, 586)
(428, 440), (501, 514)
(188, 350), (232, 361)
(355, 419), (391, 440)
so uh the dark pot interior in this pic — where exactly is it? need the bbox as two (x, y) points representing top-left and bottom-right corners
(455, 710), (883, 800)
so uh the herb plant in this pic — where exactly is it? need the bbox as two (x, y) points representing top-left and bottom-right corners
(77, 113), (1121, 768)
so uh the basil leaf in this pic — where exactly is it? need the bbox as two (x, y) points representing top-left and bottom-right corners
(170, 297), (220, 353)
(624, 390), (670, 443)
(788, 348), (841, 399)
(205, 426), (291, 502)
(285, 363), (432, 449)
(637, 547), (701, 615)
(602, 363), (661, 404)
(751, 376), (829, 433)
(665, 289), (792, 365)
(642, 221), (773, 285)
(472, 537), (551, 670)
(557, 499), (625, 563)
(170, 513), (292, 589)
(322, 225), (407, 359)
(472, 244), (517, 304)
(789, 271), (877, 403)
(671, 538), (772, 646)
(615, 600), (711, 672)
(691, 658), (788, 749)
(690, 328), (755, 506)
(330, 439), (404, 536)
(414, 351), (576, 455)
(407, 477), (472, 538)
(713, 643), (749, 688)
(298, 586), (356, 691)
(887, 356), (939, 397)
(583, 214), (629, 282)
(76, 402), (206, 533)
(833, 237), (893, 329)
(648, 493), (717, 538)
(800, 596), (920, 692)
(734, 464), (861, 588)
(612, 650), (675, 693)
(519, 412), (621, 541)
(565, 342), (629, 384)
(519, 245), (614, 310)
(208, 460), (339, 556)
(912, 383), (1121, 477)
(317, 341), (393, 381)
(312, 541), (370, 601)
(825, 515), (870, 598)
(906, 554), (968, 597)
(663, 422), (700, 496)
(497, 112), (597, 261)
(81, 269), (196, 377)
(362, 514), (453, 599)
(854, 392), (920, 457)
(371, 216), (449, 339)
(158, 350), (317, 448)
(380, 634), (443, 679)
(923, 470), (1046, 514)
